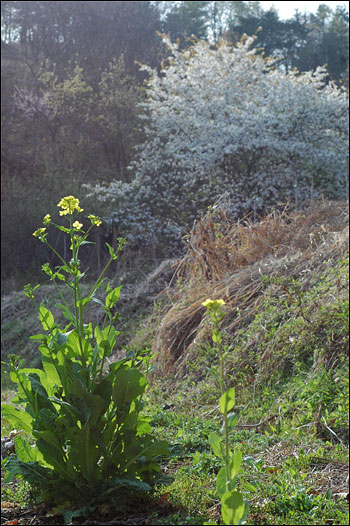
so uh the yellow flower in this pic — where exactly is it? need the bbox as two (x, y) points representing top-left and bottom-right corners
(88, 214), (102, 227)
(72, 221), (83, 230)
(202, 299), (226, 308)
(43, 214), (51, 225)
(33, 227), (47, 237)
(57, 196), (84, 215)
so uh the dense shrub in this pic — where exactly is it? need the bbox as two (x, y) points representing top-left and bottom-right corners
(85, 34), (349, 249)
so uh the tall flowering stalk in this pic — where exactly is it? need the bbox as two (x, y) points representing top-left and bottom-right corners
(2, 196), (168, 512)
(203, 299), (248, 526)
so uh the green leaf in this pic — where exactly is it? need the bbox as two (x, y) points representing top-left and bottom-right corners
(56, 225), (70, 233)
(56, 304), (75, 323)
(34, 436), (69, 478)
(1, 405), (33, 434)
(56, 331), (71, 346)
(217, 466), (228, 497)
(91, 297), (105, 307)
(105, 242), (118, 260)
(87, 393), (110, 427)
(212, 329), (222, 344)
(39, 305), (55, 331)
(227, 412), (239, 431)
(107, 477), (152, 493)
(221, 491), (247, 525)
(216, 466), (237, 498)
(230, 449), (242, 479)
(77, 297), (91, 308)
(14, 436), (45, 464)
(219, 387), (235, 414)
(29, 333), (45, 341)
(105, 286), (122, 309)
(54, 272), (66, 282)
(3, 456), (54, 485)
(28, 373), (57, 411)
(125, 438), (169, 468)
(112, 367), (147, 414)
(136, 419), (152, 436)
(47, 397), (81, 419)
(80, 240), (95, 246)
(93, 377), (112, 403)
(66, 330), (84, 359)
(208, 432), (224, 458)
(41, 356), (61, 391)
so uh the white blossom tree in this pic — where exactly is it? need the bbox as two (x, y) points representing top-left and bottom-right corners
(85, 34), (348, 248)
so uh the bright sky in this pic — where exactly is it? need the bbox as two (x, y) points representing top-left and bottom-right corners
(259, 1), (349, 19)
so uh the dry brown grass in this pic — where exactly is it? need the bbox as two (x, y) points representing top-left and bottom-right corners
(153, 200), (349, 374)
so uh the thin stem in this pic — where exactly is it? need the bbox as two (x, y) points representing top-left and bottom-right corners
(69, 216), (86, 367)
(45, 240), (70, 270)
(87, 256), (115, 300)
(218, 338), (230, 492)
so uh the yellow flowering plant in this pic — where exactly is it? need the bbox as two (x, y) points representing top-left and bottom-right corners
(2, 196), (168, 515)
(202, 299), (248, 526)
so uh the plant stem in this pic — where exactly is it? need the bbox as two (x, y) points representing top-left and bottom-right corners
(218, 338), (231, 493)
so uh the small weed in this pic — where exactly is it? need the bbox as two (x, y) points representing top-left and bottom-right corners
(155, 468), (215, 518)
(1, 478), (33, 507)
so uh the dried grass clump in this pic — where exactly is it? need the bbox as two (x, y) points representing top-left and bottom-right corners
(179, 199), (348, 284)
(154, 200), (349, 374)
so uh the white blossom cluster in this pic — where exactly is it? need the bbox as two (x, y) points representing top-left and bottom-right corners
(85, 35), (349, 248)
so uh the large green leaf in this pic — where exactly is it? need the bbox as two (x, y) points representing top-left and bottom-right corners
(219, 387), (235, 415)
(208, 432), (224, 459)
(35, 429), (64, 452)
(1, 405), (33, 434)
(66, 330), (84, 360)
(35, 434), (70, 479)
(14, 435), (45, 464)
(105, 286), (122, 309)
(28, 373), (57, 413)
(230, 449), (242, 480)
(226, 412), (239, 431)
(4, 456), (54, 486)
(107, 477), (151, 493)
(92, 377), (112, 403)
(221, 490), (247, 525)
(41, 355), (61, 394)
(136, 419), (152, 436)
(86, 394), (110, 427)
(66, 425), (101, 482)
(123, 435), (169, 474)
(55, 330), (72, 347)
(112, 367), (147, 414)
(94, 326), (118, 357)
(35, 408), (61, 433)
(47, 397), (81, 419)
(39, 305), (55, 331)
(216, 466), (237, 498)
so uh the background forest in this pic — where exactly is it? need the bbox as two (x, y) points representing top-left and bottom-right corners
(1, 0), (349, 292)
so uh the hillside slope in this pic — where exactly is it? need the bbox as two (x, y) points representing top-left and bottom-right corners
(134, 201), (348, 377)
(1, 200), (349, 525)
